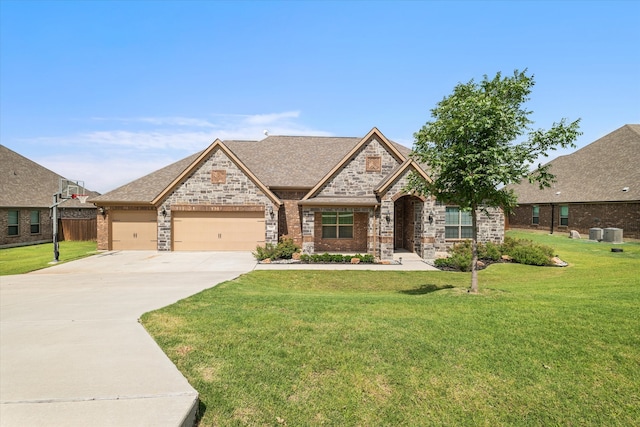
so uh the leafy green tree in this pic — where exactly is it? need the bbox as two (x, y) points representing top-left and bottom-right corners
(407, 70), (581, 293)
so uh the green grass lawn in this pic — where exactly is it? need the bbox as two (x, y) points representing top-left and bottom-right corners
(0, 241), (98, 275)
(142, 231), (640, 426)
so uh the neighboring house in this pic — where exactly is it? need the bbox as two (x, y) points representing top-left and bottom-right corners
(91, 128), (504, 260)
(507, 124), (640, 239)
(0, 145), (99, 248)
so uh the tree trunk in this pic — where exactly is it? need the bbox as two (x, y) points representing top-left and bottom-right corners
(470, 205), (479, 293)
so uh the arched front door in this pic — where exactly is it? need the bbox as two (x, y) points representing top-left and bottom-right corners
(393, 195), (423, 252)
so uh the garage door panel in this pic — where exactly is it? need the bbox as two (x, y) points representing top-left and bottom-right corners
(173, 210), (265, 251)
(111, 211), (157, 250)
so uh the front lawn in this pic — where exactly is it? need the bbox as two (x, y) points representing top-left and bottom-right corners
(0, 241), (98, 275)
(142, 231), (640, 426)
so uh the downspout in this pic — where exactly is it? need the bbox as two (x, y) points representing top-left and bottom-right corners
(550, 203), (555, 235)
(373, 204), (377, 259)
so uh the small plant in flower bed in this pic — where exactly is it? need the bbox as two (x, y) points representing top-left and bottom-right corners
(299, 253), (375, 263)
(253, 237), (300, 261)
(434, 237), (555, 271)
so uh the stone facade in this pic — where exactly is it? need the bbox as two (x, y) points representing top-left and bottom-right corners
(317, 137), (402, 197)
(157, 147), (278, 251)
(510, 202), (639, 239)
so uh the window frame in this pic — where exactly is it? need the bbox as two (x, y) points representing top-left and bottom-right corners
(30, 210), (41, 234)
(444, 206), (473, 239)
(321, 211), (354, 239)
(559, 205), (569, 227)
(8, 210), (20, 236)
(532, 205), (540, 225)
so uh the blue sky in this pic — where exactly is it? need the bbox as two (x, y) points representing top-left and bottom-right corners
(1, 0), (639, 193)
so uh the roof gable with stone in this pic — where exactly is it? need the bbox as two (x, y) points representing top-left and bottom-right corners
(507, 124), (640, 204)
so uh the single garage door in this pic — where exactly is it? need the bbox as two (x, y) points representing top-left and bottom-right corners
(111, 210), (158, 250)
(173, 210), (265, 251)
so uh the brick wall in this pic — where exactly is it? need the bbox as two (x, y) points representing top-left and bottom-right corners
(313, 211), (368, 252)
(510, 202), (640, 239)
(273, 190), (306, 246)
(0, 207), (53, 247)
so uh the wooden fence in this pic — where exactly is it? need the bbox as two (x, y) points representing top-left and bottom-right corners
(59, 218), (97, 241)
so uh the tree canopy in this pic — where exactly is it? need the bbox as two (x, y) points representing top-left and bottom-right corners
(407, 70), (581, 292)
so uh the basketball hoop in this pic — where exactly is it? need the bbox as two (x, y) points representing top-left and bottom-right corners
(72, 194), (89, 204)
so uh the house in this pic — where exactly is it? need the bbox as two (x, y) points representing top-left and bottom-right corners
(91, 128), (504, 260)
(0, 145), (99, 248)
(507, 124), (640, 239)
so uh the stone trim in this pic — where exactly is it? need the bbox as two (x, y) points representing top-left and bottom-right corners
(171, 204), (264, 212)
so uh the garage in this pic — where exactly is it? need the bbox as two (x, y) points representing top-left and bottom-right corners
(111, 210), (158, 250)
(172, 210), (265, 251)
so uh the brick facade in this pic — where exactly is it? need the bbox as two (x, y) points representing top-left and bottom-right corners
(1, 207), (96, 248)
(510, 202), (640, 239)
(273, 190), (307, 246)
(313, 211), (368, 252)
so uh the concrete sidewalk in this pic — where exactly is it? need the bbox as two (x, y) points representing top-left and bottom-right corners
(254, 250), (439, 271)
(0, 251), (256, 427)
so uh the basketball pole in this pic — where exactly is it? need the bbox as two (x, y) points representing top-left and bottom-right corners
(51, 193), (60, 263)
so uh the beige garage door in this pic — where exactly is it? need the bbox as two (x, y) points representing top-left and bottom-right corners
(111, 211), (157, 250)
(173, 211), (265, 251)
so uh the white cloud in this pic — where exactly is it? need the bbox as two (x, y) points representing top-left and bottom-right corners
(19, 111), (332, 193)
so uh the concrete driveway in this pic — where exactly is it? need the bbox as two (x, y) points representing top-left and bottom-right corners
(0, 251), (256, 427)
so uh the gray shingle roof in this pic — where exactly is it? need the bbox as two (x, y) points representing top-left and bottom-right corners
(1, 145), (98, 208)
(93, 134), (414, 204)
(90, 151), (202, 204)
(507, 124), (640, 204)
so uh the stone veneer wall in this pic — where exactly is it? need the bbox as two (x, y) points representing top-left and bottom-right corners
(317, 137), (401, 197)
(157, 148), (278, 251)
(429, 203), (505, 255)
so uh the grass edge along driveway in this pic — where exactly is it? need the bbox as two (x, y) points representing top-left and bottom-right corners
(0, 241), (98, 276)
(143, 231), (640, 426)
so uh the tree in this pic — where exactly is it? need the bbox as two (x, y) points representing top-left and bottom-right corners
(407, 70), (581, 293)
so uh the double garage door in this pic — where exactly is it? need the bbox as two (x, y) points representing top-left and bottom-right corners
(173, 210), (265, 251)
(111, 209), (265, 251)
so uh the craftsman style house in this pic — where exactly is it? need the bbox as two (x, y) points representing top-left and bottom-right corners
(507, 124), (640, 239)
(92, 128), (504, 260)
(1, 145), (98, 248)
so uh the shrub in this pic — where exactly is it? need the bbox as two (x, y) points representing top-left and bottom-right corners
(253, 237), (300, 261)
(436, 238), (556, 271)
(298, 253), (375, 264)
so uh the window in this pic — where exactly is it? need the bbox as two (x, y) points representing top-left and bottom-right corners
(8, 210), (19, 236)
(30, 210), (40, 234)
(532, 205), (540, 225)
(445, 207), (473, 239)
(560, 205), (569, 226)
(322, 211), (353, 239)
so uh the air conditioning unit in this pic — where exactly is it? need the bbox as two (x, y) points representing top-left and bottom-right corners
(603, 228), (623, 243)
(589, 228), (603, 241)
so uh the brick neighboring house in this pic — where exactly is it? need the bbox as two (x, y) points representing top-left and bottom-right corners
(0, 145), (99, 248)
(91, 128), (504, 260)
(506, 124), (640, 239)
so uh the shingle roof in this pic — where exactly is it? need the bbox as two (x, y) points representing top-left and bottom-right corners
(1, 145), (98, 208)
(93, 133), (415, 204)
(507, 124), (640, 204)
(90, 151), (202, 204)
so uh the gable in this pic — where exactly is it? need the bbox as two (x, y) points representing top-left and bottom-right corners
(156, 141), (281, 207)
(302, 128), (407, 200)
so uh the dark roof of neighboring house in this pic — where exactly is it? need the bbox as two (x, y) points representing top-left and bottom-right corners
(0, 145), (98, 208)
(507, 124), (640, 204)
(92, 133), (414, 204)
